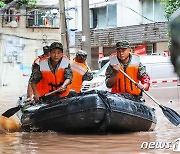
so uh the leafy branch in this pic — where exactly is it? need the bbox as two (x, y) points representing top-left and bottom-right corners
(159, 0), (180, 20)
(0, 0), (37, 9)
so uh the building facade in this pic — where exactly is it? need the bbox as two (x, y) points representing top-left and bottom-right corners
(65, 0), (169, 69)
(0, 0), (170, 86)
(0, 2), (60, 86)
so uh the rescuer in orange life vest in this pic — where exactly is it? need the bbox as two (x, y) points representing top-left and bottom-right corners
(69, 50), (93, 93)
(105, 41), (150, 99)
(26, 46), (50, 101)
(29, 42), (72, 102)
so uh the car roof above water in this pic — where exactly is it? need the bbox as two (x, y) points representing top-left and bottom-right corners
(98, 55), (172, 67)
(97, 55), (177, 80)
(140, 55), (171, 64)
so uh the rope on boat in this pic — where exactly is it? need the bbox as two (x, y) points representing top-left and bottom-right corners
(97, 91), (112, 131)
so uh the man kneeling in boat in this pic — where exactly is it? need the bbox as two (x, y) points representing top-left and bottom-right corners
(69, 50), (93, 93)
(29, 42), (72, 101)
(105, 41), (150, 99)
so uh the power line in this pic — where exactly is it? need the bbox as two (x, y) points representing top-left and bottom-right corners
(0, 32), (59, 41)
(0, 13), (34, 16)
(118, 3), (158, 23)
(117, 2), (168, 41)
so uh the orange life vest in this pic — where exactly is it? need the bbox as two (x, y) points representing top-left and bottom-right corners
(109, 53), (141, 95)
(69, 60), (89, 93)
(33, 55), (48, 65)
(38, 56), (70, 97)
(33, 55), (49, 94)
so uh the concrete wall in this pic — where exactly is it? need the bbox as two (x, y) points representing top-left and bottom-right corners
(0, 7), (61, 86)
(117, 0), (142, 27)
(156, 42), (168, 52)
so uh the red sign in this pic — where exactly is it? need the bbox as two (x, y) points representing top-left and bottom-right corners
(98, 46), (104, 59)
(134, 45), (146, 55)
(164, 50), (170, 56)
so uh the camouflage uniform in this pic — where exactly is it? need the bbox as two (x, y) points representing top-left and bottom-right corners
(74, 50), (93, 81)
(29, 57), (72, 84)
(82, 70), (93, 81)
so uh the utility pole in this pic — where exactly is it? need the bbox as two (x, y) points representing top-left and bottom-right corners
(59, 0), (69, 57)
(81, 0), (92, 68)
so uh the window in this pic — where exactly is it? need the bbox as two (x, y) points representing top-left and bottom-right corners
(142, 0), (166, 23)
(90, 4), (117, 29)
(146, 44), (154, 54)
(2, 8), (19, 27)
(26, 8), (59, 28)
(107, 4), (117, 27)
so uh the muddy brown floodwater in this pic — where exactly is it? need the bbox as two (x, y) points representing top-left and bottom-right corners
(0, 75), (180, 154)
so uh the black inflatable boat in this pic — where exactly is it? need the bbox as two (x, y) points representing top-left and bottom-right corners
(17, 90), (157, 133)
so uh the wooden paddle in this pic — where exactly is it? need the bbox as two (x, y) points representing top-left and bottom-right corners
(118, 68), (180, 126)
(2, 89), (61, 118)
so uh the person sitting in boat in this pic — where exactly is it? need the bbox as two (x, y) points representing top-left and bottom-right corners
(69, 50), (93, 93)
(26, 45), (50, 101)
(29, 42), (72, 102)
(105, 41), (150, 99)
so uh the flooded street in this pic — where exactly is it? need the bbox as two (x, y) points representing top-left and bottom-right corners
(0, 75), (180, 154)
(1, 0), (180, 152)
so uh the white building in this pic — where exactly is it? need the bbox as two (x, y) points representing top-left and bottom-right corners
(0, 0), (60, 86)
(64, 0), (168, 69)
(0, 0), (169, 85)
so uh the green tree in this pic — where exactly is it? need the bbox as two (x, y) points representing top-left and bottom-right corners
(159, 0), (180, 20)
(0, 0), (37, 8)
(0, 2), (6, 8)
(19, 0), (37, 8)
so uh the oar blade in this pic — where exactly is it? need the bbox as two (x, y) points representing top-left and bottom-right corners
(2, 106), (21, 118)
(160, 105), (180, 126)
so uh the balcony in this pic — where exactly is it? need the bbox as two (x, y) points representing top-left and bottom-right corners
(2, 8), (20, 28)
(26, 8), (59, 29)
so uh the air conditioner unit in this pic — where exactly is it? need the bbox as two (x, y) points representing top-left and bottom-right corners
(10, 21), (18, 28)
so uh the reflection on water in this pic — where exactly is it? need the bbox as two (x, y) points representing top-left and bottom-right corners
(0, 79), (180, 153)
(0, 131), (178, 153)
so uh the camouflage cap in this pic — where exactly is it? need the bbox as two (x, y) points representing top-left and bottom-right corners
(76, 50), (87, 61)
(116, 41), (130, 49)
(76, 50), (87, 56)
(43, 46), (50, 54)
(50, 42), (63, 51)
